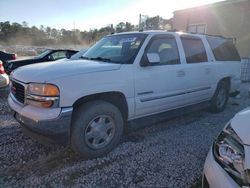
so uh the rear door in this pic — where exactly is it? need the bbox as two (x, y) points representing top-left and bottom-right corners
(178, 35), (216, 105)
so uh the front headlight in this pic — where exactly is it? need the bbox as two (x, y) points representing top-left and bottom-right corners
(213, 123), (250, 186)
(26, 83), (60, 108)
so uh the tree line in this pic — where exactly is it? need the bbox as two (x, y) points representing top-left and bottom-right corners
(0, 16), (172, 47)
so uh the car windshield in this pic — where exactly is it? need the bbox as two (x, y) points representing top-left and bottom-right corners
(82, 33), (147, 64)
(35, 49), (52, 59)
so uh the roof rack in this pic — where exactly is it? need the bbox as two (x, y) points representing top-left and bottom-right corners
(166, 29), (180, 32)
(184, 31), (235, 40)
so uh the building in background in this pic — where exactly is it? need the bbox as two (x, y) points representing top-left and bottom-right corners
(173, 0), (250, 57)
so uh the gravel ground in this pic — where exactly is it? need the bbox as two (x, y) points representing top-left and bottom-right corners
(0, 83), (250, 188)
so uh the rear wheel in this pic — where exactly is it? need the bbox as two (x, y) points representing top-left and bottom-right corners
(71, 100), (124, 159)
(210, 81), (229, 113)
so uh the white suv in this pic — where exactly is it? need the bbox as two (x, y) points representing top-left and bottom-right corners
(8, 31), (241, 158)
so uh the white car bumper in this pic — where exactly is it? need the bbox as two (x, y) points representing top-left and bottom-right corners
(203, 148), (245, 188)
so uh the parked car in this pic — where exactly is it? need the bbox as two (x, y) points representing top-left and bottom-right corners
(55, 48), (88, 62)
(8, 31), (241, 159)
(69, 48), (88, 60)
(5, 49), (78, 74)
(0, 60), (9, 91)
(203, 107), (250, 188)
(0, 50), (17, 65)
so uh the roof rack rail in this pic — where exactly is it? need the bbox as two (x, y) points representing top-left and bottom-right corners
(185, 31), (232, 40)
(204, 33), (235, 40)
(167, 29), (180, 32)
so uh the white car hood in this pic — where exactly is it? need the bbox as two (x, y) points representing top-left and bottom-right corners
(231, 107), (250, 145)
(12, 60), (122, 83)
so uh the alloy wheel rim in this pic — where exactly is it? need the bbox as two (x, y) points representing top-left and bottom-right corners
(216, 88), (226, 108)
(85, 115), (115, 150)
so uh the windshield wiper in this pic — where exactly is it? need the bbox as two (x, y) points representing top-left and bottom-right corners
(90, 57), (112, 62)
(80, 56), (120, 64)
(80, 56), (90, 60)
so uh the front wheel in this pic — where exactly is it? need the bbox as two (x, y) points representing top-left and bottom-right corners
(71, 101), (124, 159)
(209, 81), (229, 113)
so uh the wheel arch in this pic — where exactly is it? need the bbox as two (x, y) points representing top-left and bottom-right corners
(72, 91), (129, 122)
(219, 77), (231, 91)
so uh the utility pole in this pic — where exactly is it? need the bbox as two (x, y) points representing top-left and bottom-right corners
(139, 14), (142, 31)
(139, 14), (148, 31)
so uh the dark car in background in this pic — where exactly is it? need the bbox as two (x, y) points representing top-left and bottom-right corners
(55, 48), (88, 62)
(0, 50), (17, 65)
(5, 49), (78, 74)
(69, 48), (88, 60)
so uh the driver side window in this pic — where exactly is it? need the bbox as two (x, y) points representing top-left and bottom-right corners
(48, 51), (67, 61)
(146, 36), (180, 65)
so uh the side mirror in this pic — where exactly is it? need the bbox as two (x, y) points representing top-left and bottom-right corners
(140, 53), (160, 67)
(147, 53), (160, 64)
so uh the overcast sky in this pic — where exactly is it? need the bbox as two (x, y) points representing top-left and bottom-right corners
(0, 0), (224, 31)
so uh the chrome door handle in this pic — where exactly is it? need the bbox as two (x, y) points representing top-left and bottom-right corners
(177, 70), (186, 77)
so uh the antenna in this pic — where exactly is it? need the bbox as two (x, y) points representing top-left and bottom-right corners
(73, 21), (76, 48)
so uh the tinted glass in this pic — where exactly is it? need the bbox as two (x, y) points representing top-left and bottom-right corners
(146, 36), (180, 65)
(49, 51), (67, 60)
(36, 49), (52, 59)
(206, 36), (241, 61)
(181, 36), (208, 63)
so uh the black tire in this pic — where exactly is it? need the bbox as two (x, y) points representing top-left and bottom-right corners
(71, 100), (124, 159)
(209, 81), (229, 113)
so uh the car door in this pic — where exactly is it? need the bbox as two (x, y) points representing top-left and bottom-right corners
(134, 34), (189, 118)
(178, 35), (216, 105)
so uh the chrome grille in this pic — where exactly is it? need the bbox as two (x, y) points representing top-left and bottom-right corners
(11, 80), (25, 104)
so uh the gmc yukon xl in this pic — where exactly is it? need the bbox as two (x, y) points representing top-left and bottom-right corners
(8, 31), (241, 158)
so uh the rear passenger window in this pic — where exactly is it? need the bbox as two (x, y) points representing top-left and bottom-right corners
(206, 36), (241, 61)
(146, 36), (180, 65)
(181, 36), (208, 63)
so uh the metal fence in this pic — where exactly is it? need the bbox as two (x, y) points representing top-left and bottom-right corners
(241, 57), (250, 82)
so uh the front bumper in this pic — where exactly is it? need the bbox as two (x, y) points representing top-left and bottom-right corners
(15, 108), (72, 145)
(203, 148), (245, 188)
(8, 94), (73, 145)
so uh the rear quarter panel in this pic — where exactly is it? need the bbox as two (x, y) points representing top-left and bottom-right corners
(202, 35), (241, 93)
